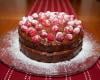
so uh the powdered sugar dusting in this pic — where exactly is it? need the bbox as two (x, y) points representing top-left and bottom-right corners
(0, 29), (100, 76)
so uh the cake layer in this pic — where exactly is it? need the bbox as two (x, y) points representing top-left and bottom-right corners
(20, 41), (82, 63)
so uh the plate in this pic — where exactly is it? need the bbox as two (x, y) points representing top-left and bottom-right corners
(0, 28), (99, 77)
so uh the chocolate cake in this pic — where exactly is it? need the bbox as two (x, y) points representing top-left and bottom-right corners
(18, 11), (83, 63)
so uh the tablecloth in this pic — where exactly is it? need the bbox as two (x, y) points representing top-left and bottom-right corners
(0, 0), (100, 80)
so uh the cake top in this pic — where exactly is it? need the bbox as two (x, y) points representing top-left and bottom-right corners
(19, 11), (83, 45)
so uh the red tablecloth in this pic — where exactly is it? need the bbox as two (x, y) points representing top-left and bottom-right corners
(0, 0), (100, 80)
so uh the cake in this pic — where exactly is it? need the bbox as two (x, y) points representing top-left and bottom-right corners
(18, 11), (83, 63)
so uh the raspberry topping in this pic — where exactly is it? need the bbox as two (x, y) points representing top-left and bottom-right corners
(67, 20), (75, 26)
(19, 21), (25, 26)
(74, 19), (82, 25)
(32, 13), (38, 18)
(63, 15), (70, 21)
(65, 34), (73, 40)
(73, 27), (80, 34)
(19, 11), (82, 43)
(35, 24), (43, 31)
(56, 32), (64, 42)
(21, 25), (28, 32)
(47, 33), (55, 41)
(25, 21), (32, 27)
(31, 20), (38, 26)
(32, 35), (41, 43)
(41, 30), (48, 38)
(52, 25), (59, 32)
(77, 25), (82, 28)
(44, 20), (51, 27)
(27, 27), (37, 37)
(27, 16), (33, 22)
(64, 26), (73, 33)
(52, 18), (59, 25)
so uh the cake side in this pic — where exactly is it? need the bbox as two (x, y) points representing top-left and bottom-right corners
(20, 41), (82, 63)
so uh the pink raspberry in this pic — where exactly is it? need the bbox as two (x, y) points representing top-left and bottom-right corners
(25, 21), (32, 27)
(56, 32), (64, 42)
(53, 18), (59, 25)
(65, 34), (73, 40)
(45, 11), (50, 17)
(75, 20), (82, 25)
(69, 15), (74, 20)
(44, 20), (50, 27)
(49, 16), (55, 21)
(31, 20), (38, 26)
(27, 27), (37, 37)
(21, 25), (28, 32)
(39, 14), (46, 22)
(64, 26), (73, 33)
(22, 17), (27, 21)
(27, 16), (33, 22)
(32, 13), (38, 18)
(47, 33), (55, 41)
(58, 19), (65, 24)
(67, 20), (75, 26)
(63, 15), (70, 21)
(73, 27), (80, 34)
(41, 30), (48, 38)
(35, 24), (43, 31)
(19, 21), (25, 26)
(32, 35), (41, 43)
(58, 14), (64, 19)
(52, 25), (59, 32)
(77, 25), (82, 28)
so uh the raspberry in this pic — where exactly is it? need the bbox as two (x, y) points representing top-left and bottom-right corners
(47, 33), (55, 41)
(75, 19), (82, 25)
(27, 16), (33, 22)
(21, 25), (28, 32)
(58, 13), (64, 19)
(31, 20), (38, 26)
(63, 15), (70, 21)
(52, 25), (59, 32)
(67, 20), (75, 26)
(77, 25), (82, 28)
(65, 34), (73, 40)
(53, 18), (59, 25)
(56, 32), (64, 42)
(41, 30), (48, 38)
(64, 26), (73, 33)
(49, 16), (55, 21)
(27, 27), (37, 37)
(32, 13), (38, 18)
(44, 20), (51, 27)
(58, 19), (65, 24)
(22, 17), (27, 22)
(35, 24), (43, 31)
(39, 14), (46, 22)
(25, 21), (32, 27)
(32, 35), (41, 43)
(73, 27), (80, 34)
(69, 15), (74, 20)
(19, 21), (25, 26)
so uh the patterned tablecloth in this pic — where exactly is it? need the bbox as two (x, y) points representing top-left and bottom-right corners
(0, 0), (100, 80)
